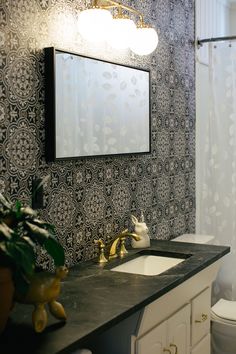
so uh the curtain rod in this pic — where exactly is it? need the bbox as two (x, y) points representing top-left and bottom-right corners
(197, 35), (236, 48)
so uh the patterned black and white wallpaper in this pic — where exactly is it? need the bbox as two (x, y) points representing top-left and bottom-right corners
(0, 0), (195, 269)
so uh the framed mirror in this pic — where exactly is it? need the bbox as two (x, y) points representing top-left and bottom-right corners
(45, 47), (150, 161)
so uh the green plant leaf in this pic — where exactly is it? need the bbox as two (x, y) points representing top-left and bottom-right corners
(0, 193), (12, 209)
(15, 200), (22, 219)
(6, 241), (35, 276)
(30, 218), (55, 233)
(1, 193), (66, 294)
(30, 218), (47, 225)
(46, 223), (55, 234)
(25, 221), (50, 244)
(13, 268), (30, 295)
(0, 243), (7, 253)
(22, 236), (35, 248)
(21, 206), (37, 218)
(44, 237), (65, 266)
(0, 222), (13, 239)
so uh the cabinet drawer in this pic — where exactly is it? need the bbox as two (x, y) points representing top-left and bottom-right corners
(191, 287), (211, 346)
(191, 334), (210, 354)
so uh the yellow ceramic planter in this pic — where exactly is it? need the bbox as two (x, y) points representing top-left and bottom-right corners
(15, 266), (68, 333)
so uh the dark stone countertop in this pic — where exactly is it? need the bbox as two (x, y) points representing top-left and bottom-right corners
(0, 240), (230, 354)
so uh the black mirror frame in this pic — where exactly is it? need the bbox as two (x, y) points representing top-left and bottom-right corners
(44, 47), (151, 162)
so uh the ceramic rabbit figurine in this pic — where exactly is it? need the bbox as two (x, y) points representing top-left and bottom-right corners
(131, 213), (150, 248)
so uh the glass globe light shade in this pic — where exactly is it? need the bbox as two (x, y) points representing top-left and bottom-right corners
(107, 18), (136, 50)
(130, 26), (158, 55)
(78, 8), (113, 43)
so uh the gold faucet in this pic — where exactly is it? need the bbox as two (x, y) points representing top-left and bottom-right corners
(108, 229), (141, 260)
(95, 230), (141, 264)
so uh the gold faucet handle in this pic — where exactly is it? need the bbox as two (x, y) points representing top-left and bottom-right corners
(94, 239), (105, 247)
(94, 239), (108, 263)
(119, 236), (129, 257)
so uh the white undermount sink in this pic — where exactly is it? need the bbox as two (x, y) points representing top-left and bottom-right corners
(111, 254), (185, 276)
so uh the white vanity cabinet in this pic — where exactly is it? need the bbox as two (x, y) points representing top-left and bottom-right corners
(131, 261), (220, 354)
(135, 304), (190, 354)
(133, 289), (210, 354)
(90, 261), (221, 354)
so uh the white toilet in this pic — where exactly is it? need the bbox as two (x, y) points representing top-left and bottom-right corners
(173, 234), (236, 354)
(211, 299), (236, 354)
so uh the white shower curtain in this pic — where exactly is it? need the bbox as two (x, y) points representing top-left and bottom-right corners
(196, 41), (236, 301)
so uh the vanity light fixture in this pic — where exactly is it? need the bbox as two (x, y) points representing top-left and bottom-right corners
(78, 0), (158, 55)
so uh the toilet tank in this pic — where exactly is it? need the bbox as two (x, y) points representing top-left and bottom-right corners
(172, 234), (215, 244)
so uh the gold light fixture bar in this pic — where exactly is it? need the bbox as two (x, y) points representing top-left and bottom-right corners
(93, 0), (144, 25)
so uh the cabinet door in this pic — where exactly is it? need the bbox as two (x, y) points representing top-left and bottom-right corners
(191, 334), (210, 354)
(135, 321), (167, 354)
(167, 304), (191, 354)
(191, 287), (211, 346)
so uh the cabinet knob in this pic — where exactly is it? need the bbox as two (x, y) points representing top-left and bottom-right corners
(195, 313), (208, 323)
(170, 343), (178, 354)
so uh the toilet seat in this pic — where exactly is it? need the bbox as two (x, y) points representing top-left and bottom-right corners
(211, 299), (236, 325)
(211, 311), (236, 326)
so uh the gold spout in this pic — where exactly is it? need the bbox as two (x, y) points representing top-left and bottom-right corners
(108, 229), (140, 260)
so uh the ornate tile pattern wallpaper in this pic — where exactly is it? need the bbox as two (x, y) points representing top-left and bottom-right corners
(0, 0), (195, 269)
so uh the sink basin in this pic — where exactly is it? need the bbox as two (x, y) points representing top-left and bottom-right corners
(111, 255), (185, 276)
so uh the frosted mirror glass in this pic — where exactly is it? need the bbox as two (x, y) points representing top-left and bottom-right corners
(45, 48), (150, 160)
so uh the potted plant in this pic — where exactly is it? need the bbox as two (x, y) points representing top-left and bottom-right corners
(0, 193), (65, 333)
